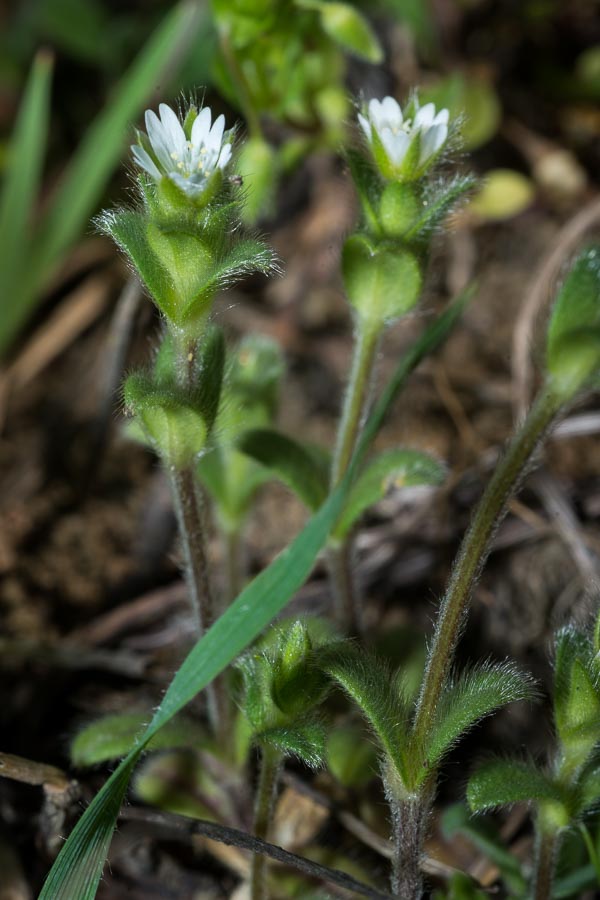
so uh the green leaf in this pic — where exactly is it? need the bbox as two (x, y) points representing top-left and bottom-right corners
(71, 711), (206, 767)
(423, 663), (537, 776)
(38, 291), (469, 899)
(2, 1), (203, 355)
(317, 3), (383, 63)
(321, 645), (409, 784)
(441, 803), (527, 896)
(258, 720), (326, 767)
(237, 428), (329, 511)
(546, 246), (600, 398)
(333, 447), (445, 538)
(467, 758), (563, 813)
(0, 50), (53, 346)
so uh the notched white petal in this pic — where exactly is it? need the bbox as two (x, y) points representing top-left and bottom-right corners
(357, 113), (372, 140)
(414, 102), (435, 128)
(131, 144), (161, 179)
(191, 106), (212, 146)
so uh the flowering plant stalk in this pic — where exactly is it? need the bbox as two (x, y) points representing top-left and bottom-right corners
(329, 93), (472, 633)
(99, 99), (277, 735)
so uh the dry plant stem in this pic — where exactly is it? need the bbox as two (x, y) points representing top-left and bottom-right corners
(533, 828), (559, 900)
(251, 746), (283, 900)
(412, 387), (562, 757)
(329, 317), (382, 629)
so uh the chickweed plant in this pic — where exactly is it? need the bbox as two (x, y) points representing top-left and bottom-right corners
(39, 90), (600, 900)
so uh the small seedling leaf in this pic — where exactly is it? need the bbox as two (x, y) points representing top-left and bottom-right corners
(333, 447), (445, 538)
(467, 758), (562, 813)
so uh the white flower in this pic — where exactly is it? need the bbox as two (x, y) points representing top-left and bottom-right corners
(358, 96), (449, 179)
(131, 103), (233, 198)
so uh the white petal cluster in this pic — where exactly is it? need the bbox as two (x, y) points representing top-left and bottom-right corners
(358, 96), (449, 174)
(132, 103), (232, 198)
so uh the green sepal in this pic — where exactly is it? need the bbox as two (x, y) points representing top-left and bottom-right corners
(257, 719), (326, 768)
(546, 246), (600, 399)
(379, 183), (420, 238)
(326, 722), (378, 788)
(403, 175), (477, 243)
(70, 711), (206, 768)
(315, 2), (383, 63)
(320, 645), (410, 787)
(342, 234), (422, 324)
(237, 428), (329, 511)
(271, 621), (330, 717)
(345, 148), (383, 235)
(419, 663), (537, 783)
(332, 447), (445, 539)
(467, 758), (564, 813)
(237, 651), (274, 734)
(441, 804), (527, 896)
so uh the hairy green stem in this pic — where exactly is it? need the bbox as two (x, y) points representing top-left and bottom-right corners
(331, 318), (382, 489)
(329, 317), (382, 631)
(169, 333), (231, 741)
(251, 746), (283, 900)
(533, 826), (560, 900)
(169, 465), (219, 722)
(411, 386), (562, 760)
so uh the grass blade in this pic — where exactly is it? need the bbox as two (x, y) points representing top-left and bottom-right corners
(39, 289), (470, 898)
(1, 1), (203, 355)
(0, 50), (53, 339)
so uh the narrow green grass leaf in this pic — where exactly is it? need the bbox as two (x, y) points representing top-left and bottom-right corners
(0, 50), (52, 337)
(39, 289), (471, 899)
(1, 2), (203, 355)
